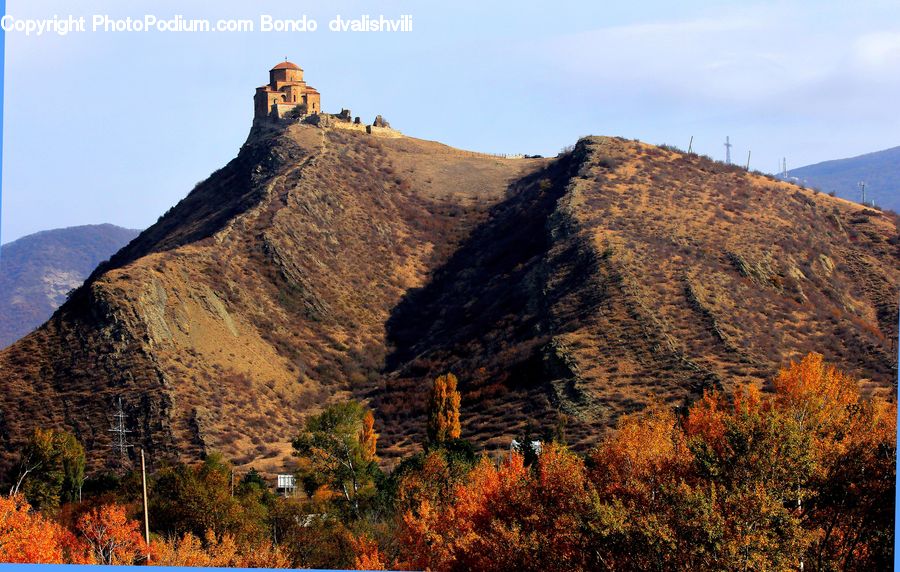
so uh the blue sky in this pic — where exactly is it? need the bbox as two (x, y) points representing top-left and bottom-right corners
(3, 0), (900, 242)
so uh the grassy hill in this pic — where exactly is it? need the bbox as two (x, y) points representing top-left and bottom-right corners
(0, 122), (897, 478)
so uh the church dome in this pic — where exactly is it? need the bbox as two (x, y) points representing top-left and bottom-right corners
(271, 61), (302, 71)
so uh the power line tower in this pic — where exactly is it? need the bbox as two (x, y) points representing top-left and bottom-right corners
(109, 397), (133, 459)
(782, 157), (787, 178)
(858, 181), (867, 205)
(724, 136), (732, 164)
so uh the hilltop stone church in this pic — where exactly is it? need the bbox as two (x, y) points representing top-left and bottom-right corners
(254, 60), (321, 120)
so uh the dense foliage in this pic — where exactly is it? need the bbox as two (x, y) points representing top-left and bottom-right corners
(9, 428), (85, 510)
(0, 353), (894, 570)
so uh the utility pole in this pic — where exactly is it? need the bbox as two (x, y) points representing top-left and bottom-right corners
(746, 150), (751, 170)
(140, 449), (150, 547)
(724, 136), (732, 164)
(782, 157), (787, 178)
(687, 135), (693, 154)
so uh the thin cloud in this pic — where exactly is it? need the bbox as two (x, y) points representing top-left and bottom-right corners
(541, 10), (838, 104)
(853, 30), (900, 74)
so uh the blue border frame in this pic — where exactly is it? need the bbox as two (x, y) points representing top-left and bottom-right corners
(0, 3), (895, 570)
(0, 0), (5, 251)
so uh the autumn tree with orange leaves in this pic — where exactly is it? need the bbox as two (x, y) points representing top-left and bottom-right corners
(152, 529), (290, 568)
(0, 352), (892, 571)
(75, 503), (148, 565)
(349, 533), (387, 570)
(0, 494), (90, 564)
(393, 353), (894, 571)
(360, 410), (379, 464)
(397, 444), (597, 572)
(427, 373), (462, 444)
(775, 353), (896, 569)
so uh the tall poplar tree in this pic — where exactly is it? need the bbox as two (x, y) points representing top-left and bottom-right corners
(427, 373), (462, 444)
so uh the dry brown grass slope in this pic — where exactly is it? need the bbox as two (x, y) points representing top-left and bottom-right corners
(0, 128), (896, 478)
(0, 122), (543, 476)
(378, 137), (899, 455)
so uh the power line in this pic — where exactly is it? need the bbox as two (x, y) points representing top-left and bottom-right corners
(109, 397), (133, 459)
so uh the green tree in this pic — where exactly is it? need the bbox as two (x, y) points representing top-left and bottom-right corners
(515, 421), (541, 467)
(292, 401), (380, 519)
(150, 453), (267, 544)
(269, 495), (356, 569)
(11, 428), (85, 511)
(240, 467), (268, 490)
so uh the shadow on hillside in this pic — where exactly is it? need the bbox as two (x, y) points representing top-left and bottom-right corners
(382, 151), (577, 379)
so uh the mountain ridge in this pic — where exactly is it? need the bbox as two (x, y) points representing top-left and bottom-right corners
(0, 223), (140, 348)
(0, 122), (897, 479)
(788, 145), (900, 212)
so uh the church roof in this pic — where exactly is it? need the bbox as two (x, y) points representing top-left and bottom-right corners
(271, 61), (302, 71)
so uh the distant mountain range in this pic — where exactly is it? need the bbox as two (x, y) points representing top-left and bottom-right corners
(0, 224), (140, 348)
(788, 146), (900, 213)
